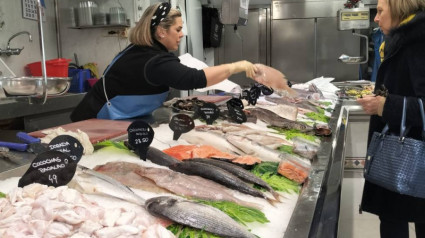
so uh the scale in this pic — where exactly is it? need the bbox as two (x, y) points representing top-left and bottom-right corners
(337, 8), (370, 64)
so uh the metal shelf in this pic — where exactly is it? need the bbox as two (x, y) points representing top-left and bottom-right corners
(69, 24), (129, 29)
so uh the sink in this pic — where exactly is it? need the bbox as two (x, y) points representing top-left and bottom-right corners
(0, 76), (71, 96)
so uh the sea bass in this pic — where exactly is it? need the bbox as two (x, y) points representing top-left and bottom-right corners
(146, 196), (257, 238)
(247, 107), (313, 132)
(146, 146), (181, 167)
(170, 161), (276, 204)
(190, 158), (281, 201)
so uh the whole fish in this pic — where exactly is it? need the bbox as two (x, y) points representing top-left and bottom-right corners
(70, 165), (146, 206)
(256, 104), (298, 121)
(72, 165), (259, 236)
(190, 158), (281, 201)
(226, 134), (282, 163)
(181, 129), (245, 155)
(146, 146), (180, 166)
(247, 107), (313, 132)
(146, 196), (257, 238)
(94, 162), (169, 194)
(94, 161), (261, 209)
(169, 161), (276, 205)
(265, 96), (319, 113)
(292, 136), (320, 160)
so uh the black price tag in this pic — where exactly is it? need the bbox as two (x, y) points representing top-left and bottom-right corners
(195, 103), (220, 125)
(127, 121), (154, 160)
(227, 98), (244, 109)
(48, 135), (84, 163)
(18, 151), (77, 188)
(227, 105), (247, 124)
(248, 86), (260, 106)
(169, 114), (195, 140)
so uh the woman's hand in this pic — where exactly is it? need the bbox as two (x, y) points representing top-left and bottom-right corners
(229, 60), (257, 79)
(357, 95), (386, 116)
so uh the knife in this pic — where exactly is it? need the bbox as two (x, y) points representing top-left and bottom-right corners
(16, 132), (48, 154)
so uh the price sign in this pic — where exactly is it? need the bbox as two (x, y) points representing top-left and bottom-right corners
(227, 105), (247, 124)
(169, 114), (195, 140)
(48, 135), (84, 163)
(18, 151), (77, 188)
(127, 121), (154, 160)
(227, 98), (244, 109)
(195, 103), (220, 125)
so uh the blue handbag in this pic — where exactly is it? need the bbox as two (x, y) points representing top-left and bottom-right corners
(364, 97), (425, 198)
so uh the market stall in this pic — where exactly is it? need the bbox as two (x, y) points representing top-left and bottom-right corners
(0, 80), (372, 237)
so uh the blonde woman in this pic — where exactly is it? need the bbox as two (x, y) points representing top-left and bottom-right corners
(357, 0), (425, 237)
(71, 2), (256, 121)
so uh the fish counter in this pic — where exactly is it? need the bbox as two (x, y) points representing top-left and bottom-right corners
(0, 93), (365, 237)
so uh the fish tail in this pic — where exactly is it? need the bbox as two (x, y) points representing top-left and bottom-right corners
(266, 197), (279, 207)
(271, 190), (282, 202)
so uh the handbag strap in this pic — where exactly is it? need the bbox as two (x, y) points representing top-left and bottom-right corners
(418, 98), (425, 140)
(400, 97), (408, 139)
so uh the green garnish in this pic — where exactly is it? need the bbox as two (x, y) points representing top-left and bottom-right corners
(167, 200), (268, 237)
(305, 112), (330, 123)
(318, 101), (332, 107)
(199, 200), (269, 226)
(94, 140), (129, 151)
(0, 191), (5, 198)
(269, 127), (318, 142)
(277, 145), (294, 154)
(251, 162), (300, 193)
(167, 224), (221, 238)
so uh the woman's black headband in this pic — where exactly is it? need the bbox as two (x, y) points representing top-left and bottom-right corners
(151, 2), (171, 30)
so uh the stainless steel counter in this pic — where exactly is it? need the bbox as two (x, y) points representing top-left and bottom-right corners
(284, 99), (366, 238)
(0, 93), (85, 121)
(0, 99), (368, 238)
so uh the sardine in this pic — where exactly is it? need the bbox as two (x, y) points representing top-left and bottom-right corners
(169, 161), (276, 204)
(247, 107), (313, 132)
(190, 158), (281, 201)
(146, 146), (180, 167)
(146, 196), (257, 238)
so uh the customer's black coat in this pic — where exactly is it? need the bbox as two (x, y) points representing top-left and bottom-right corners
(361, 11), (425, 221)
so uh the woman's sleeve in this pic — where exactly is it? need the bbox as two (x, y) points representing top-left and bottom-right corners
(382, 47), (425, 128)
(144, 53), (207, 90)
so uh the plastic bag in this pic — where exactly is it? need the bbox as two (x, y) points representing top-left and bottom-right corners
(253, 64), (297, 96)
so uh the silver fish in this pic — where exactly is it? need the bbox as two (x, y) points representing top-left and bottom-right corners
(146, 196), (257, 238)
(226, 134), (282, 163)
(146, 146), (180, 167)
(247, 107), (313, 132)
(170, 161), (276, 205)
(292, 136), (320, 160)
(70, 165), (146, 206)
(190, 158), (282, 202)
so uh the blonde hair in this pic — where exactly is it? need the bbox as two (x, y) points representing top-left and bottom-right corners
(129, 3), (181, 46)
(388, 0), (425, 23)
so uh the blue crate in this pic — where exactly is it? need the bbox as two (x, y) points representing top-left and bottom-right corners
(68, 69), (91, 93)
